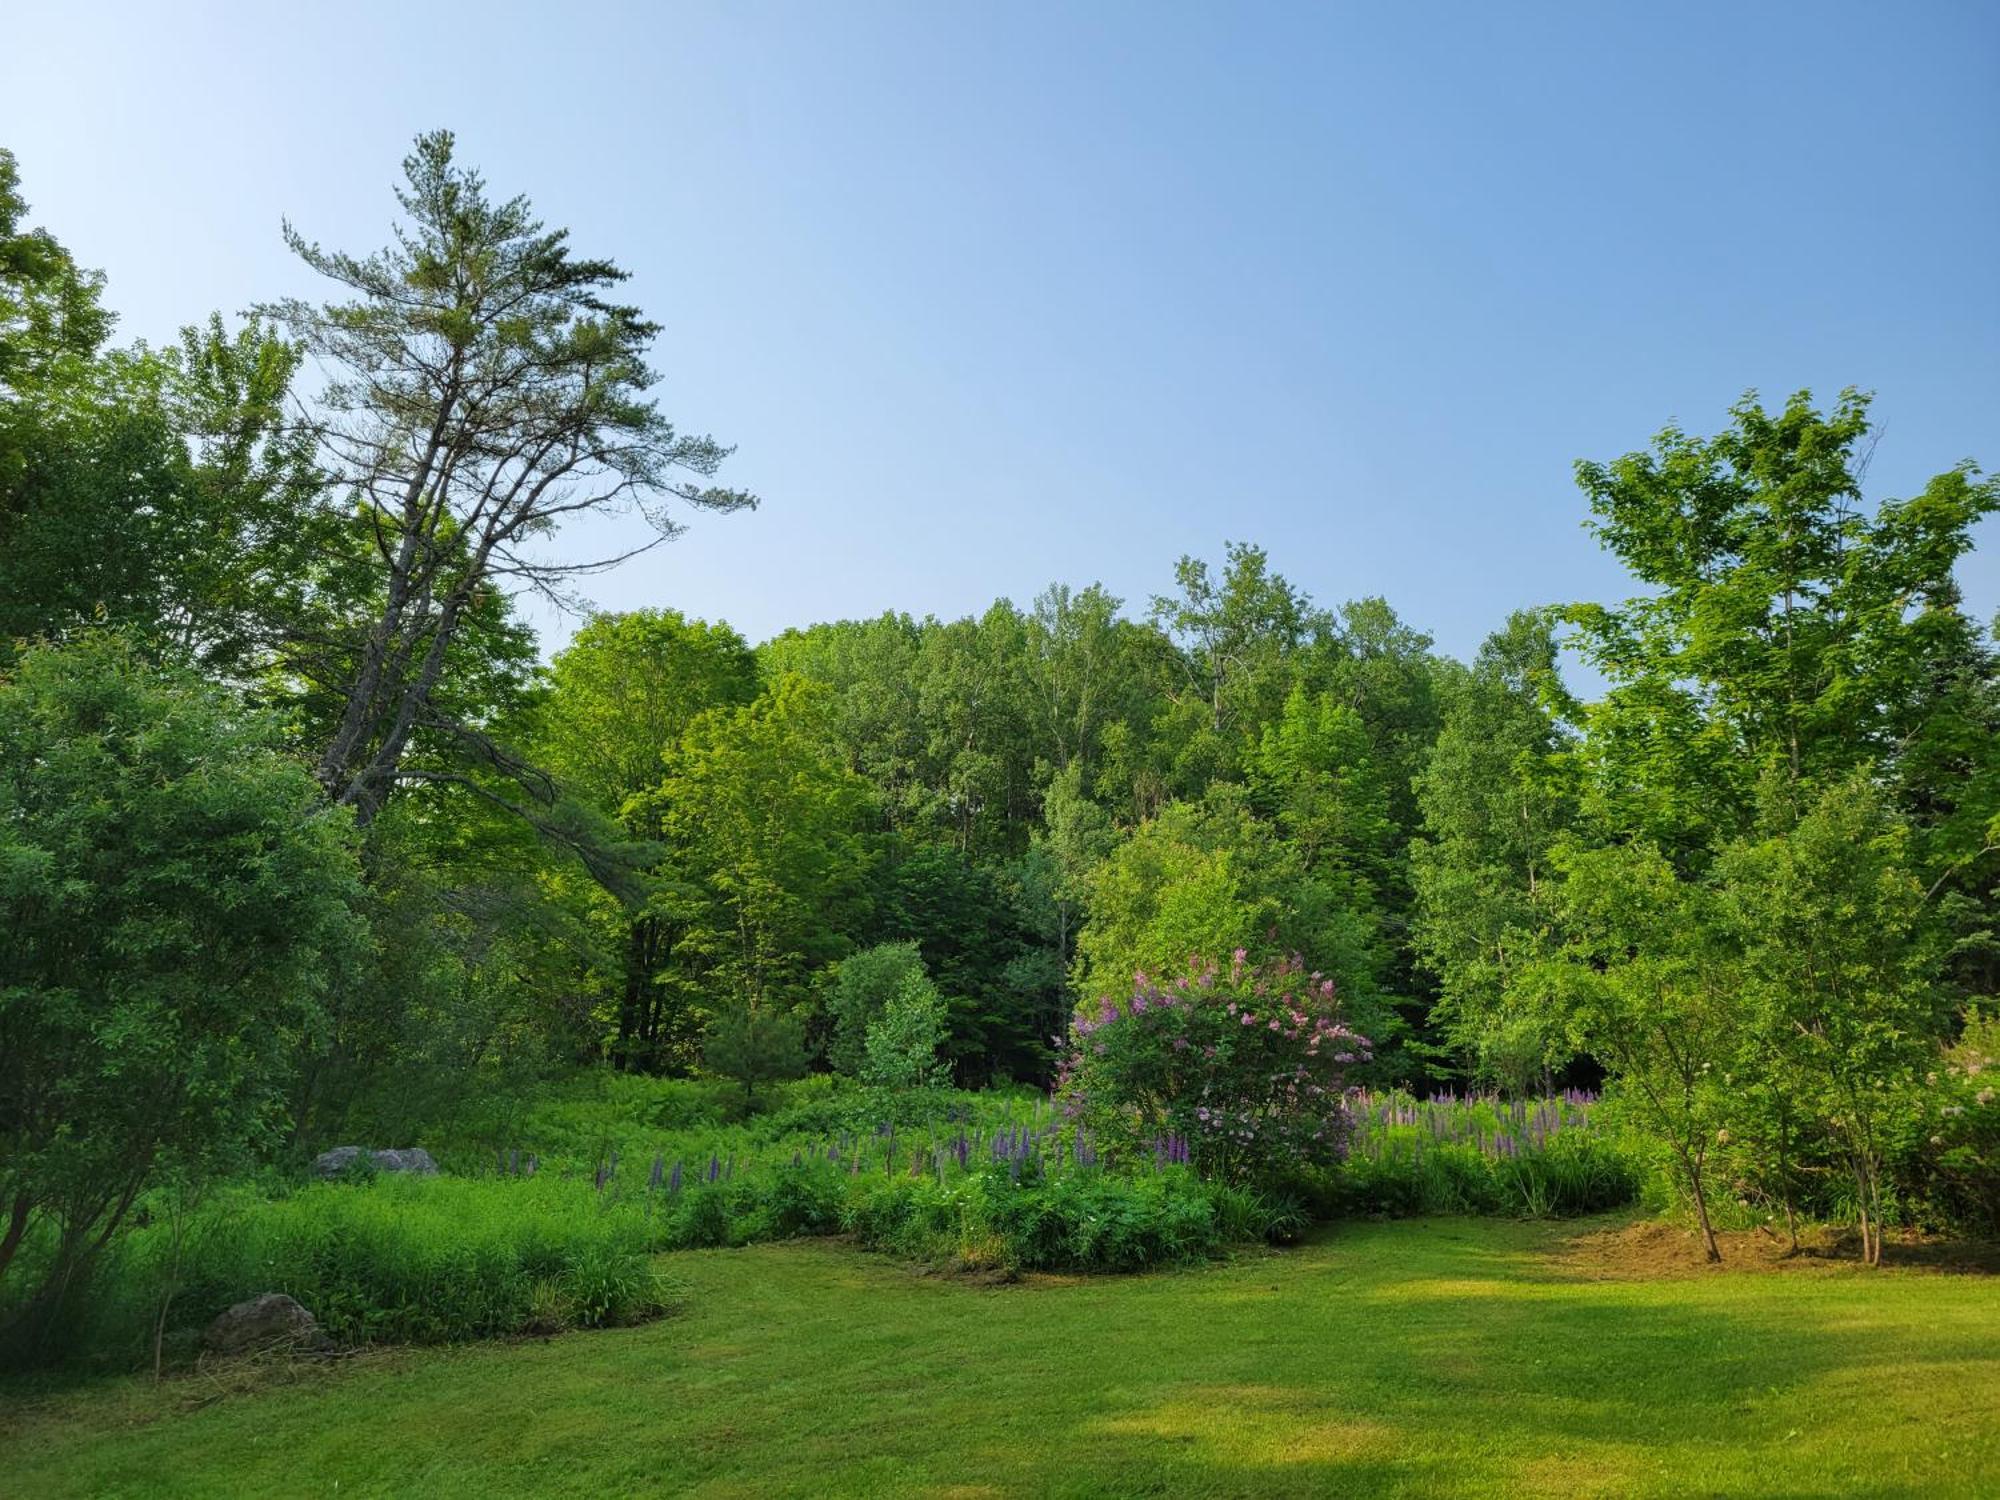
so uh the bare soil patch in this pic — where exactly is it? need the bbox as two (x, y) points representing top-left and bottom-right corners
(1553, 1216), (1999, 1279)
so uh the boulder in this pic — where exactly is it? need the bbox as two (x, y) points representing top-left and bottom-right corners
(369, 1147), (439, 1175)
(204, 1293), (324, 1355)
(312, 1145), (439, 1178)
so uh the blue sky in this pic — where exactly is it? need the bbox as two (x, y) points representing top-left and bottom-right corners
(5, 1), (1995, 663)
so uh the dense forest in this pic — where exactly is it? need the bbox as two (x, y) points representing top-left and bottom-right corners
(3, 131), (1997, 1362)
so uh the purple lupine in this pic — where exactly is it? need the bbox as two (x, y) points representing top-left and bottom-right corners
(707, 1153), (720, 1184)
(668, 1159), (683, 1195)
(649, 1154), (665, 1190)
(594, 1163), (607, 1192)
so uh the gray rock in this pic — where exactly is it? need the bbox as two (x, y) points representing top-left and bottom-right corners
(312, 1145), (439, 1178)
(204, 1292), (324, 1355)
(369, 1147), (438, 1175)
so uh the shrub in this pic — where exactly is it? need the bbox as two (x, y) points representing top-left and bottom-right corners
(703, 1002), (808, 1104)
(54, 1176), (677, 1369)
(860, 971), (951, 1089)
(1057, 954), (1368, 1184)
(827, 942), (928, 1076)
(0, 636), (365, 1364)
(1888, 1012), (1999, 1237)
(1336, 1132), (1640, 1218)
(841, 1164), (1273, 1273)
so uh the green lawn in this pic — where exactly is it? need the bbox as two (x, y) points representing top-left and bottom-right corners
(4, 1218), (1995, 1498)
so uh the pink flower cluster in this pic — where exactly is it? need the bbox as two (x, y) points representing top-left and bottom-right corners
(1055, 954), (1372, 1183)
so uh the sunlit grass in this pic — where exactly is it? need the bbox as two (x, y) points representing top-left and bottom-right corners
(5, 1216), (1993, 1498)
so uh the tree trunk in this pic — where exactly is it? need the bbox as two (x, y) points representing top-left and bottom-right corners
(0, 1192), (32, 1287)
(1685, 1155), (1722, 1262)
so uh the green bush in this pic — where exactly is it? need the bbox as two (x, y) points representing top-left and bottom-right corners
(1337, 1133), (1639, 1219)
(61, 1176), (679, 1369)
(839, 1161), (1289, 1273)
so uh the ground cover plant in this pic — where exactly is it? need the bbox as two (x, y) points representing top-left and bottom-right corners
(1339, 1088), (1641, 1218)
(26, 1076), (1315, 1371)
(4, 1218), (1994, 1499)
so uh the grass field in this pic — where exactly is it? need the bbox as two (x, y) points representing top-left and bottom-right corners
(4, 1217), (1994, 1499)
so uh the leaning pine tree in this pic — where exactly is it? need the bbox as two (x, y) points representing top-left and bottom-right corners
(267, 130), (756, 827)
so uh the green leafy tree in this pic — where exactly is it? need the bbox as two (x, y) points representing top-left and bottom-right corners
(0, 636), (364, 1349)
(647, 675), (874, 1017)
(760, 614), (929, 833)
(1248, 683), (1394, 890)
(1148, 543), (1326, 793)
(1073, 787), (1389, 1063)
(539, 610), (759, 1069)
(827, 942), (929, 1077)
(1715, 778), (1947, 1265)
(861, 971), (952, 1090)
(1410, 611), (1577, 1085)
(1, 155), (322, 670)
(1521, 840), (1735, 1260)
(540, 610), (759, 819)
(1564, 388), (1998, 870)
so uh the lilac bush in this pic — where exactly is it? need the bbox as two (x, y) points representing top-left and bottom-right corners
(1056, 952), (1370, 1184)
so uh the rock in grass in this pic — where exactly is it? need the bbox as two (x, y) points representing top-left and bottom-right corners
(369, 1147), (439, 1175)
(204, 1293), (326, 1355)
(312, 1146), (439, 1178)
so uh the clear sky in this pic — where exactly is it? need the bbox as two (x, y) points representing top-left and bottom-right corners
(5, 1), (1995, 663)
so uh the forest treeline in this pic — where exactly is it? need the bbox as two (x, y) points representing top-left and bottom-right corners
(4, 132), (1997, 1304)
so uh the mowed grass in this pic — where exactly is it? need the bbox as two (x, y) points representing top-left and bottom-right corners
(4, 1218), (1994, 1499)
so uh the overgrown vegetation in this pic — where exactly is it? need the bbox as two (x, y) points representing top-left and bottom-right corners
(1, 126), (1995, 1379)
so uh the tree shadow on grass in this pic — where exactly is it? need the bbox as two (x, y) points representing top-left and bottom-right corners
(996, 1223), (1994, 1498)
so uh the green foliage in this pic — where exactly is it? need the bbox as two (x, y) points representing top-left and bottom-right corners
(860, 972), (952, 1089)
(1072, 788), (1390, 1057)
(1564, 388), (1999, 871)
(536, 609), (761, 1072)
(1249, 684), (1394, 889)
(647, 675), (874, 1013)
(539, 610), (760, 823)
(1059, 955), (1370, 1184)
(1519, 837), (1739, 1255)
(1890, 1012), (1999, 1236)
(1, 154), (322, 670)
(841, 1163), (1284, 1272)
(1713, 776), (1948, 1261)
(702, 1003), (809, 1102)
(55, 1176), (678, 1365)
(1409, 611), (1577, 1085)
(1334, 1088), (1642, 1219)
(0, 637), (365, 1353)
(826, 942), (929, 1076)
(1336, 1133), (1639, 1219)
